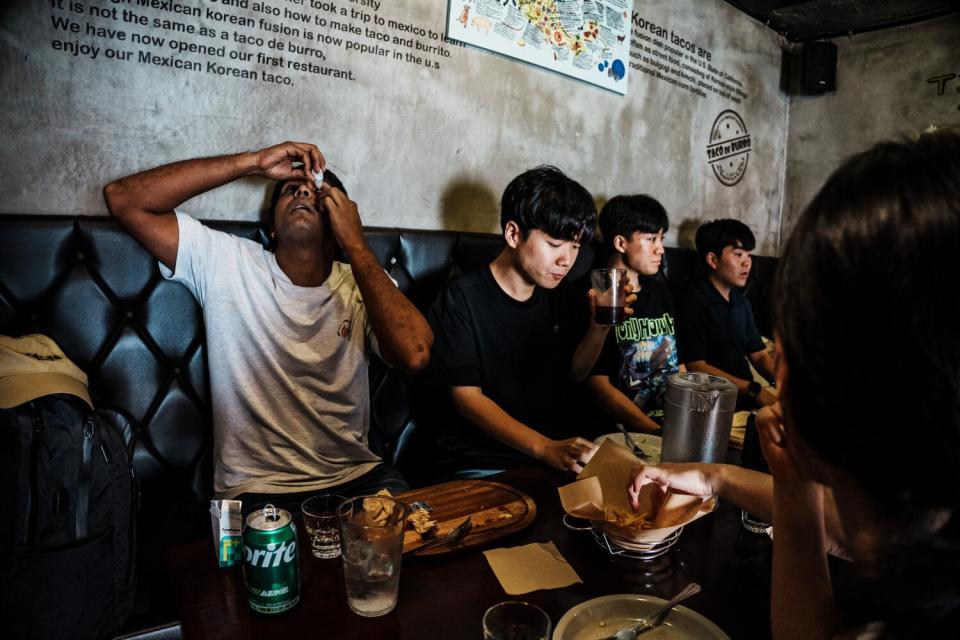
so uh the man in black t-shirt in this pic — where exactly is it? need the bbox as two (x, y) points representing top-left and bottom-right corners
(585, 195), (682, 433)
(675, 219), (776, 408)
(424, 166), (602, 477)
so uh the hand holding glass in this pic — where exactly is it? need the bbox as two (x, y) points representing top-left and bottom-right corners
(590, 268), (628, 325)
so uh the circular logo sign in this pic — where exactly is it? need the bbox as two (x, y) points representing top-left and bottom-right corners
(706, 110), (751, 187)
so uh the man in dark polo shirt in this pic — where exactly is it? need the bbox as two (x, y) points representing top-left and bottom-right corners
(675, 219), (776, 408)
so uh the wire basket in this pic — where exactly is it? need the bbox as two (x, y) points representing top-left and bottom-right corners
(563, 514), (683, 561)
(591, 525), (683, 560)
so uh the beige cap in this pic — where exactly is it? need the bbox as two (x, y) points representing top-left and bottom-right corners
(0, 334), (93, 409)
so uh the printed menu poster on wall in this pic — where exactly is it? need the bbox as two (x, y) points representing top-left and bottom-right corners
(446, 0), (631, 95)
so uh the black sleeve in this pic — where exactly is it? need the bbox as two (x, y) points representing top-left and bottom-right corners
(424, 281), (483, 388)
(743, 303), (766, 354)
(553, 279), (587, 366)
(675, 287), (709, 364)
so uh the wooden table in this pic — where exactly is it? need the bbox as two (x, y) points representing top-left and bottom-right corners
(167, 467), (773, 639)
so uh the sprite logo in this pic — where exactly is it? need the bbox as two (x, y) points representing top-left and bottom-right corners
(244, 539), (297, 568)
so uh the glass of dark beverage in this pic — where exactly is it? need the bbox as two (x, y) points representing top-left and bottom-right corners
(590, 268), (627, 325)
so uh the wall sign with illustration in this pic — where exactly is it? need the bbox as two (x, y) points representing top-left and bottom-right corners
(445, 0), (631, 94)
(2, 0), (789, 253)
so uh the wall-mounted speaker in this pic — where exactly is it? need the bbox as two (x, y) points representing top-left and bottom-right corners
(801, 41), (837, 94)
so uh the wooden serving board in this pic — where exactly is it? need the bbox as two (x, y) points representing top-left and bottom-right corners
(395, 480), (536, 556)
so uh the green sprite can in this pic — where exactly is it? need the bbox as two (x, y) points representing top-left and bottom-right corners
(243, 504), (300, 614)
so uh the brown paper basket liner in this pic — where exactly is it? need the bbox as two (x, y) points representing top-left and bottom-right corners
(558, 439), (716, 545)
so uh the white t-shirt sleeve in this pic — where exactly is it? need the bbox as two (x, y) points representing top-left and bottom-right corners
(159, 212), (230, 306)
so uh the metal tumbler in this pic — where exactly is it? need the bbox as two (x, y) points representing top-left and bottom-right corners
(661, 372), (738, 463)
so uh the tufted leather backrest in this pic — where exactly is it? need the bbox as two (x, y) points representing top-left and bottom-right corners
(0, 214), (776, 497)
(0, 214), (778, 634)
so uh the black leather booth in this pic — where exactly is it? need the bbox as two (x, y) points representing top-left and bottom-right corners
(0, 214), (777, 635)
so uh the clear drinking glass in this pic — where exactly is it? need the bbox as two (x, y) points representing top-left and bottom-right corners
(338, 495), (406, 617)
(482, 601), (551, 640)
(590, 268), (628, 325)
(301, 494), (346, 559)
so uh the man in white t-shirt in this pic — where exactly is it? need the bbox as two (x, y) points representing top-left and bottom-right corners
(104, 141), (433, 515)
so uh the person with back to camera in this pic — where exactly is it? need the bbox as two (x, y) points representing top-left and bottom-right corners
(582, 194), (683, 435)
(425, 166), (624, 478)
(675, 218), (777, 408)
(628, 130), (960, 638)
(103, 141), (434, 516)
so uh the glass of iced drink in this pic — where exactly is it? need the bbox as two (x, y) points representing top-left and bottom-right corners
(590, 268), (628, 325)
(338, 495), (406, 617)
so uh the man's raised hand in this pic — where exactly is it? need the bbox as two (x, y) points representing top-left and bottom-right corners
(255, 141), (326, 181)
(318, 182), (366, 256)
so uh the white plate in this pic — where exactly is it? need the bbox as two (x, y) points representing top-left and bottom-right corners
(594, 432), (662, 465)
(553, 593), (730, 640)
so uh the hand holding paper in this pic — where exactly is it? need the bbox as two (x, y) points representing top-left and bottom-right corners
(558, 440), (716, 546)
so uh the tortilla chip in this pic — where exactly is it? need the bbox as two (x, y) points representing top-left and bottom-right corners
(605, 507), (654, 530)
(406, 508), (437, 537)
(362, 489), (395, 525)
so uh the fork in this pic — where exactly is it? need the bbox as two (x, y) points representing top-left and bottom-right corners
(606, 582), (701, 640)
(404, 517), (472, 556)
(615, 423), (649, 459)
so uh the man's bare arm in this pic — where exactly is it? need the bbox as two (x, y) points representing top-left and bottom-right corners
(686, 359), (775, 405)
(748, 349), (777, 383)
(571, 324), (609, 382)
(319, 186), (432, 373)
(103, 142), (325, 269)
(450, 386), (596, 473)
(570, 286), (637, 382)
(627, 461), (848, 557)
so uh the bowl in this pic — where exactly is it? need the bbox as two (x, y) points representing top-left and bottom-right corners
(552, 594), (729, 640)
(593, 433), (662, 465)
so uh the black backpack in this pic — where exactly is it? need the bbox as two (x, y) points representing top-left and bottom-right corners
(0, 394), (137, 640)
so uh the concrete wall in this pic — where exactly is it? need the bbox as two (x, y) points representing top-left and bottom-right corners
(783, 14), (960, 240)
(0, 0), (787, 253)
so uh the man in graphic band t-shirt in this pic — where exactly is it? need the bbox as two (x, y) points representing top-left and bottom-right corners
(585, 195), (681, 433)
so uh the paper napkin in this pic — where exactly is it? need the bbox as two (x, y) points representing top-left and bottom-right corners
(483, 542), (582, 595)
